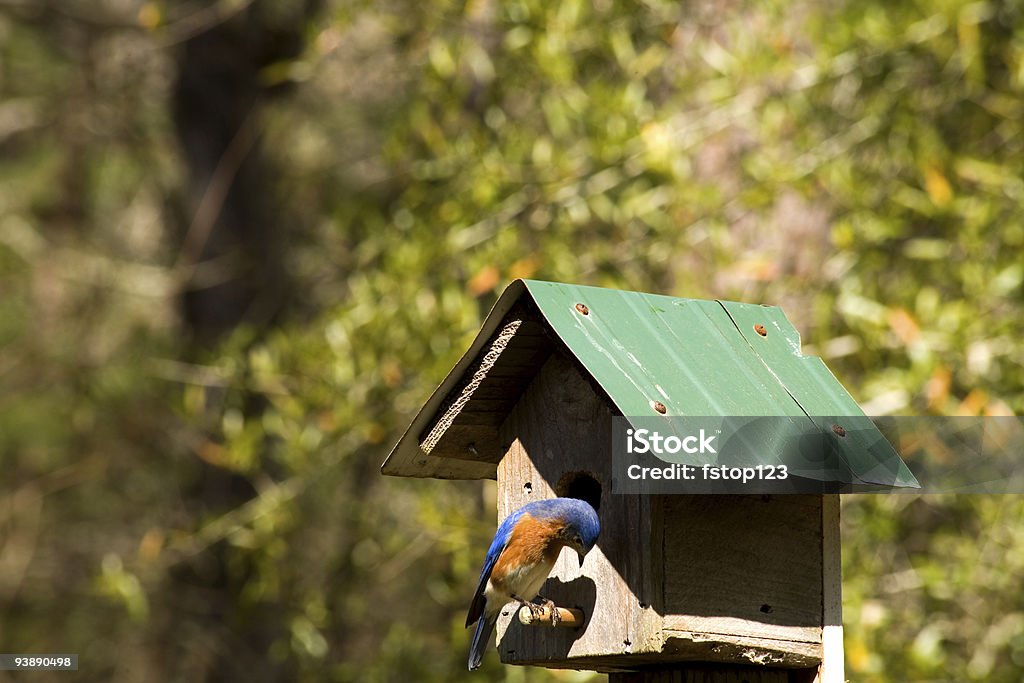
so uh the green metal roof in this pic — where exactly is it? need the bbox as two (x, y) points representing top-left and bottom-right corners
(382, 279), (919, 488)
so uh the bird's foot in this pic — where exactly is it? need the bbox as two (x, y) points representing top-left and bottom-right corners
(511, 595), (540, 622)
(533, 596), (560, 627)
(511, 595), (533, 612)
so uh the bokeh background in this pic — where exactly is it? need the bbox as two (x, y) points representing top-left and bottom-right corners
(2, 0), (1023, 681)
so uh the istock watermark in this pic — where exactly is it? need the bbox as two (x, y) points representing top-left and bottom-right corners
(625, 428), (718, 455)
(611, 416), (1024, 494)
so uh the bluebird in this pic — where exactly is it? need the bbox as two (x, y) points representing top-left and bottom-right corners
(465, 497), (600, 670)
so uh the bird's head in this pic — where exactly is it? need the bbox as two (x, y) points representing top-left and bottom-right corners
(558, 499), (600, 567)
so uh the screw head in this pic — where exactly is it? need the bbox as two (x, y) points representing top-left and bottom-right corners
(651, 400), (667, 414)
(575, 303), (589, 315)
(831, 424), (846, 437)
(754, 324), (767, 336)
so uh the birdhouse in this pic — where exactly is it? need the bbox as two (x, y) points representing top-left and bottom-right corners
(383, 280), (918, 682)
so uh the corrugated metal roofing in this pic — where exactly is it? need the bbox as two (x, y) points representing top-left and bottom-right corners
(382, 279), (918, 488)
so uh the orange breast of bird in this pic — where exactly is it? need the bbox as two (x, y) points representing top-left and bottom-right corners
(489, 513), (566, 597)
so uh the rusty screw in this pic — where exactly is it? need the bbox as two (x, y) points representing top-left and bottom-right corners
(754, 324), (767, 337)
(575, 303), (589, 315)
(651, 400), (667, 414)
(831, 424), (846, 437)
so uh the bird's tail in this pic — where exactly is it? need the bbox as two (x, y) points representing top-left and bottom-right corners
(468, 611), (498, 671)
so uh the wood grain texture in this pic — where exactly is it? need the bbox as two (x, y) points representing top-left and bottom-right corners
(659, 629), (822, 668)
(661, 494), (824, 646)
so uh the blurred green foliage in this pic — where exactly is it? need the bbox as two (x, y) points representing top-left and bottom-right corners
(1, 0), (1022, 681)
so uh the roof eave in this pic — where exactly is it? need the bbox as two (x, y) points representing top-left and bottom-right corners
(381, 279), (531, 480)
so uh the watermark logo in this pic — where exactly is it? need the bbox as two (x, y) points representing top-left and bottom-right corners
(613, 415), (1024, 495)
(626, 428), (718, 455)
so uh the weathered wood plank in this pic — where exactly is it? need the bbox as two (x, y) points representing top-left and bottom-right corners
(659, 628), (822, 667)
(661, 616), (818, 646)
(419, 425), (502, 463)
(661, 494), (824, 646)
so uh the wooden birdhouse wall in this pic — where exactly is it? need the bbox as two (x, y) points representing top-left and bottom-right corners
(495, 351), (664, 671)
(658, 495), (826, 668)
(494, 351), (836, 675)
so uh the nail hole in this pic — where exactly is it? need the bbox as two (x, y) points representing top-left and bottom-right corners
(575, 303), (589, 315)
(754, 324), (767, 336)
(523, 481), (533, 494)
(831, 424), (846, 437)
(651, 400), (667, 414)
(760, 604), (773, 614)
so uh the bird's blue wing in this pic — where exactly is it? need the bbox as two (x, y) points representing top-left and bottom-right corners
(465, 508), (523, 627)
